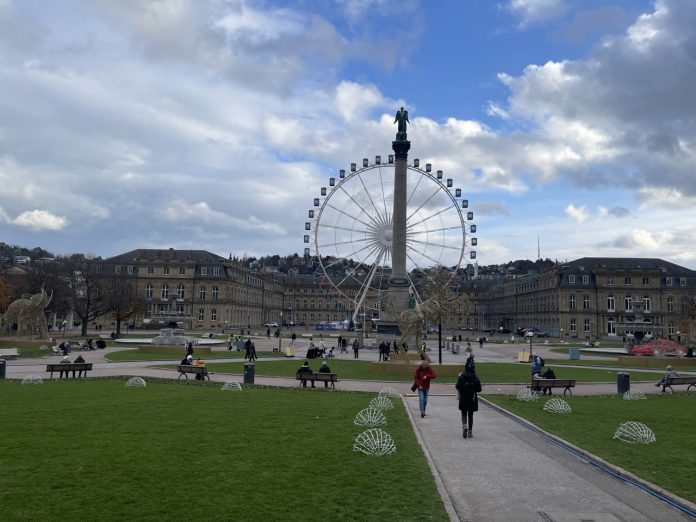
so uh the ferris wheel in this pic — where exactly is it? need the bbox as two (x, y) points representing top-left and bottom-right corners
(304, 155), (477, 321)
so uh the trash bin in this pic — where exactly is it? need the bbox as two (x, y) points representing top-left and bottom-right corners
(569, 348), (580, 360)
(0, 358), (5, 379)
(455, 344), (460, 355)
(617, 372), (630, 394)
(243, 363), (255, 384)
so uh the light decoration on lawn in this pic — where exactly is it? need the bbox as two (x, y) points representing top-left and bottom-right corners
(516, 388), (539, 402)
(622, 390), (647, 401)
(378, 387), (400, 398)
(125, 377), (147, 387)
(221, 381), (243, 391)
(21, 375), (43, 384)
(369, 395), (395, 411)
(613, 421), (656, 444)
(353, 429), (396, 456)
(354, 408), (387, 428)
(543, 398), (572, 414)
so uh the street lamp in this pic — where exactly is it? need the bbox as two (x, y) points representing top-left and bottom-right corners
(526, 330), (534, 359)
(278, 312), (283, 352)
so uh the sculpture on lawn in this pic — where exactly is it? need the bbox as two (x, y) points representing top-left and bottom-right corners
(4, 286), (52, 339)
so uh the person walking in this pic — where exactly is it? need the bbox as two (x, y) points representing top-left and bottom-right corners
(249, 341), (257, 362)
(291, 332), (297, 346)
(352, 338), (359, 359)
(456, 359), (482, 438)
(244, 338), (252, 360)
(414, 360), (436, 418)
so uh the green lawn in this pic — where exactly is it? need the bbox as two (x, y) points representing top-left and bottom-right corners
(104, 349), (282, 362)
(196, 360), (660, 384)
(0, 379), (447, 522)
(485, 394), (696, 503)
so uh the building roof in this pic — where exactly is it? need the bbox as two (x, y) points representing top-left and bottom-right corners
(104, 249), (227, 264)
(562, 257), (696, 276)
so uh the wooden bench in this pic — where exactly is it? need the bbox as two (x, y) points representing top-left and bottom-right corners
(176, 365), (210, 381)
(0, 348), (19, 359)
(660, 376), (696, 393)
(530, 378), (576, 396)
(46, 363), (93, 379)
(295, 372), (339, 389)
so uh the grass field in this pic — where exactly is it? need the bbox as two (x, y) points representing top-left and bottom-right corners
(485, 394), (696, 503)
(195, 360), (661, 384)
(104, 349), (282, 362)
(0, 379), (447, 521)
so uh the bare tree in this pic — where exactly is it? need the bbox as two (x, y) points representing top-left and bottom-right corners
(100, 269), (145, 337)
(61, 254), (108, 336)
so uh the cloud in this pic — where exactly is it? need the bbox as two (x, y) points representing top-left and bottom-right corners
(503, 0), (568, 27)
(473, 201), (510, 217)
(564, 204), (589, 223)
(553, 6), (638, 45)
(12, 209), (67, 230)
(598, 206), (630, 219)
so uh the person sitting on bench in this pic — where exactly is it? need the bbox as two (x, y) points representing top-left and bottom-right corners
(298, 361), (314, 388)
(540, 367), (556, 395)
(73, 354), (87, 377)
(318, 361), (332, 388)
(655, 365), (679, 388)
(59, 355), (71, 378)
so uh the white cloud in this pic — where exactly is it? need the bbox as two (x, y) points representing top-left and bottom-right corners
(12, 209), (67, 230)
(564, 204), (589, 223)
(504, 0), (568, 27)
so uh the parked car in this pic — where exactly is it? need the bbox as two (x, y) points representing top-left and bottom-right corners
(536, 332), (550, 338)
(264, 322), (278, 328)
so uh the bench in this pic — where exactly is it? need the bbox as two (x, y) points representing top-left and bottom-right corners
(295, 372), (339, 389)
(0, 348), (19, 359)
(530, 378), (576, 396)
(46, 363), (93, 379)
(176, 365), (210, 381)
(660, 376), (696, 393)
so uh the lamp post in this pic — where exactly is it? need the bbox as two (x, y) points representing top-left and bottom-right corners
(526, 330), (534, 359)
(278, 312), (283, 352)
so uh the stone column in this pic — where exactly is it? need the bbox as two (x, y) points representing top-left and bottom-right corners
(389, 139), (411, 316)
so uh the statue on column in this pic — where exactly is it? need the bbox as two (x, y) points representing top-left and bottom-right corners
(394, 106), (409, 141)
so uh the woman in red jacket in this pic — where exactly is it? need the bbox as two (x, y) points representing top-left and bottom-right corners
(414, 360), (436, 418)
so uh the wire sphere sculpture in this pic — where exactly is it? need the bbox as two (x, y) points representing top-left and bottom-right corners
(378, 387), (400, 398)
(516, 388), (539, 402)
(622, 390), (647, 401)
(221, 381), (243, 391)
(125, 377), (147, 388)
(613, 421), (656, 444)
(21, 375), (43, 385)
(305, 157), (477, 322)
(369, 395), (395, 411)
(543, 398), (572, 414)
(354, 408), (387, 428)
(353, 428), (396, 456)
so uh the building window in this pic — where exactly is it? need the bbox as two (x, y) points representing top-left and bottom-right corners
(667, 297), (674, 312)
(212, 286), (219, 300)
(583, 295), (590, 310)
(176, 304), (184, 315)
(607, 276), (614, 286)
(669, 321), (675, 335)
(127, 266), (134, 274)
(198, 308), (204, 321)
(680, 278), (686, 287)
(114, 265), (121, 273)
(624, 296), (632, 311)
(213, 267), (220, 276)
(607, 318), (616, 335)
(161, 284), (169, 299)
(569, 295), (576, 310)
(582, 275), (589, 284)
(201, 267), (208, 276)
(584, 319), (590, 333)
(159, 304), (168, 314)
(624, 277), (631, 286)
(607, 295), (615, 311)
(211, 309), (217, 321)
(642, 276), (649, 285)
(148, 266), (154, 274)
(177, 284), (185, 299)
(474, 317), (479, 327)
(163, 266), (170, 275)
(666, 277), (673, 286)
(643, 296), (651, 313)
(199, 286), (206, 300)
(570, 319), (577, 332)
(568, 275), (576, 284)
(180, 266), (186, 275)
(146, 284), (153, 299)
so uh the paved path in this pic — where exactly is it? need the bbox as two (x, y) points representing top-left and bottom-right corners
(404, 395), (693, 522)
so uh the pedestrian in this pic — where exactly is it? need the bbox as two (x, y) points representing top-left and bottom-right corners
(352, 338), (359, 359)
(249, 342), (257, 362)
(266, 327), (271, 339)
(341, 337), (348, 353)
(244, 338), (252, 360)
(291, 332), (297, 346)
(456, 359), (482, 438)
(414, 360), (436, 418)
(378, 341), (386, 361)
(402, 341), (408, 353)
(478, 337), (484, 349)
(392, 340), (399, 354)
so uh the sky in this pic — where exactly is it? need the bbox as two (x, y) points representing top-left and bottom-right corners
(1, 0), (696, 268)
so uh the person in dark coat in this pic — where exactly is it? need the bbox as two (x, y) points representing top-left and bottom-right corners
(456, 360), (482, 439)
(244, 339), (252, 360)
(541, 367), (556, 395)
(318, 361), (332, 388)
(297, 361), (314, 388)
(352, 338), (359, 359)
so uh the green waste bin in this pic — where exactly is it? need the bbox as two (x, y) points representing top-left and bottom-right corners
(244, 363), (255, 384)
(0, 359), (5, 379)
(617, 372), (630, 394)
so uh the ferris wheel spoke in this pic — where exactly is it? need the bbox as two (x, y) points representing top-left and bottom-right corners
(339, 183), (381, 227)
(353, 252), (383, 316)
(406, 173), (424, 207)
(321, 223), (369, 234)
(321, 243), (373, 271)
(334, 241), (385, 290)
(320, 239), (363, 249)
(354, 171), (387, 224)
(406, 186), (442, 222)
(407, 224), (462, 235)
(325, 202), (373, 229)
(377, 167), (389, 218)
(408, 247), (448, 268)
(408, 205), (452, 228)
(407, 238), (462, 251)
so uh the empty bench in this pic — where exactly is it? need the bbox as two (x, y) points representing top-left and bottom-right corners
(660, 376), (696, 393)
(295, 372), (339, 389)
(530, 378), (576, 396)
(176, 365), (210, 381)
(46, 363), (93, 379)
(0, 348), (19, 359)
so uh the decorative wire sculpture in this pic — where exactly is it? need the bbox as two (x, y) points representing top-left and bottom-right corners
(378, 387), (400, 398)
(125, 377), (147, 388)
(516, 388), (539, 402)
(353, 429), (396, 456)
(543, 398), (572, 414)
(613, 421), (656, 444)
(622, 390), (647, 401)
(21, 375), (43, 385)
(221, 381), (242, 391)
(369, 395), (395, 411)
(354, 408), (387, 428)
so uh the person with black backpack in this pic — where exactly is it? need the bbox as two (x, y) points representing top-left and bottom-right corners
(456, 360), (482, 439)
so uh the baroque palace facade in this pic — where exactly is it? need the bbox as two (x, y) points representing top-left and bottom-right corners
(99, 250), (696, 340)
